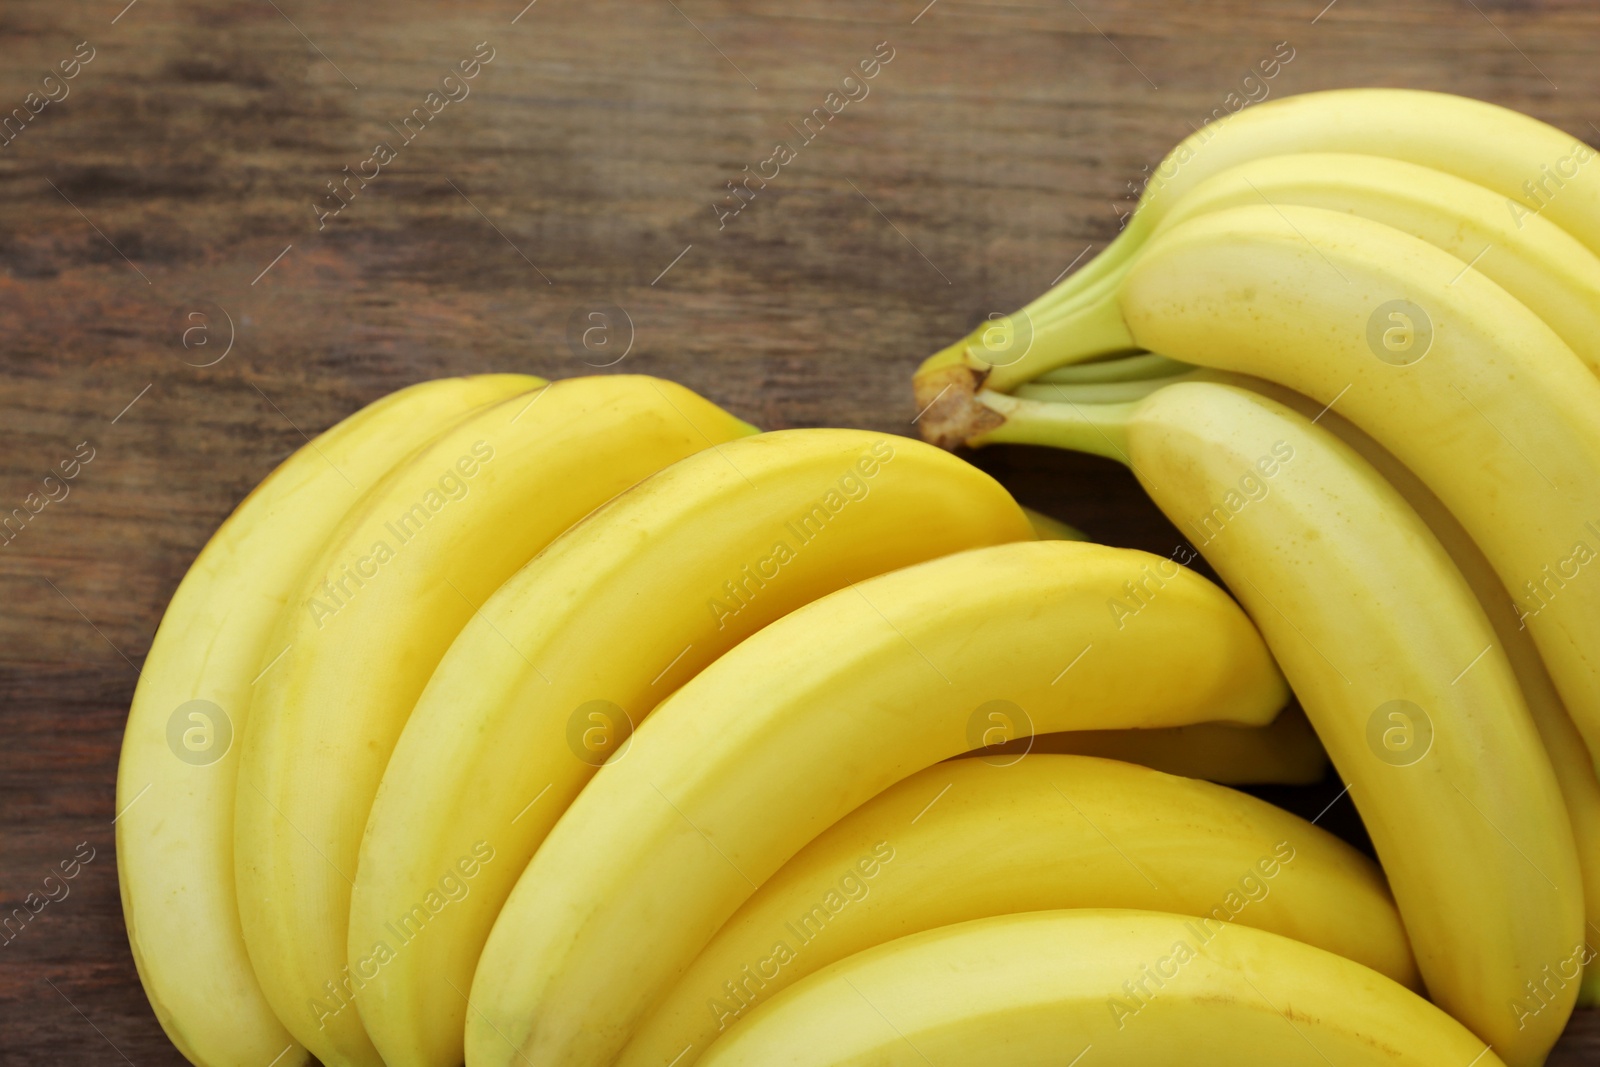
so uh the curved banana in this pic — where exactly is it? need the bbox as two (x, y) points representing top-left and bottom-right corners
(234, 376), (755, 1067)
(975, 381), (1583, 1065)
(466, 539), (1288, 1067)
(350, 428), (1033, 1067)
(1004, 150), (1600, 386)
(1019, 146), (1600, 393)
(982, 505), (1320, 786)
(621, 754), (1407, 1066)
(115, 374), (535, 1067)
(1217, 372), (1600, 1004)
(1135, 208), (1600, 780)
(695, 910), (1502, 1067)
(1015, 703), (1327, 785)
(999, 368), (1600, 999)
(1152, 153), (1600, 375)
(978, 205), (1600, 782)
(1028, 367), (1600, 999)
(915, 87), (1599, 412)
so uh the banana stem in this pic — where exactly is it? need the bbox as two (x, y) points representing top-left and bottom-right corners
(909, 229), (1143, 450)
(1012, 372), (1197, 405)
(1012, 218), (1147, 323)
(1032, 352), (1191, 385)
(986, 283), (1136, 392)
(969, 389), (1137, 466)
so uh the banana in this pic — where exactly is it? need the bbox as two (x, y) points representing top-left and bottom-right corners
(915, 87), (1600, 415)
(1005, 150), (1600, 385)
(234, 375), (756, 1067)
(349, 428), (1034, 1067)
(1012, 703), (1327, 785)
(1218, 372), (1600, 1004)
(977, 205), (1600, 785)
(693, 910), (1502, 1067)
(995, 488), (1352, 788)
(1005, 505), (1322, 786)
(466, 539), (1289, 1067)
(975, 380), (1584, 1064)
(1153, 153), (1600, 375)
(115, 374), (536, 1067)
(1019, 143), (1600, 393)
(620, 753), (1407, 1066)
(1003, 369), (1600, 998)
(1020, 369), (1600, 998)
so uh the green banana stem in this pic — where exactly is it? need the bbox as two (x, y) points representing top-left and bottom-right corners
(1032, 352), (1191, 385)
(1007, 213), (1150, 323)
(1012, 372), (1197, 405)
(969, 389), (1137, 465)
(985, 285), (1135, 393)
(910, 231), (1140, 450)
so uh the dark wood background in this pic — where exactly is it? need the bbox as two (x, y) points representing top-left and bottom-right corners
(3, 0), (1598, 1062)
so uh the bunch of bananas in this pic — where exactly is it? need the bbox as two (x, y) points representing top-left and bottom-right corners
(116, 86), (1596, 1067)
(910, 85), (1600, 1066)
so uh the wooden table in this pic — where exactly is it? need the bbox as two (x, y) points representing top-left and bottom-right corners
(3, 0), (1597, 1061)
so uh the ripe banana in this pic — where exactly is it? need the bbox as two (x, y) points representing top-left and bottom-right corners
(975, 380), (1583, 1065)
(980, 504), (1321, 785)
(916, 88), (1600, 410)
(1136, 208), (1600, 782)
(1014, 703), (1327, 785)
(972, 205), (1600, 789)
(1006, 150), (1600, 384)
(115, 373), (535, 1067)
(1152, 153), (1600, 375)
(1023, 366), (1600, 1000)
(1218, 372), (1600, 1005)
(620, 753), (1408, 1066)
(234, 376), (755, 1067)
(349, 427), (1034, 1067)
(466, 538), (1288, 1067)
(694, 910), (1503, 1067)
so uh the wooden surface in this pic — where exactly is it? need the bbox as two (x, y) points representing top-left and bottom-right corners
(3, 0), (1599, 1062)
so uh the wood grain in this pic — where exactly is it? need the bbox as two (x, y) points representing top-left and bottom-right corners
(2, 0), (1598, 1061)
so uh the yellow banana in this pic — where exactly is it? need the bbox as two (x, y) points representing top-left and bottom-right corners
(1003, 367), (1600, 999)
(115, 373), (535, 1067)
(973, 506), (1322, 785)
(973, 205), (1600, 787)
(1221, 371), (1600, 1005)
(466, 539), (1288, 1067)
(1006, 150), (1600, 386)
(695, 910), (1502, 1067)
(349, 428), (1033, 1067)
(1153, 153), (1600, 375)
(234, 375), (755, 1067)
(975, 381), (1583, 1064)
(915, 88), (1600, 416)
(621, 753), (1409, 1066)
